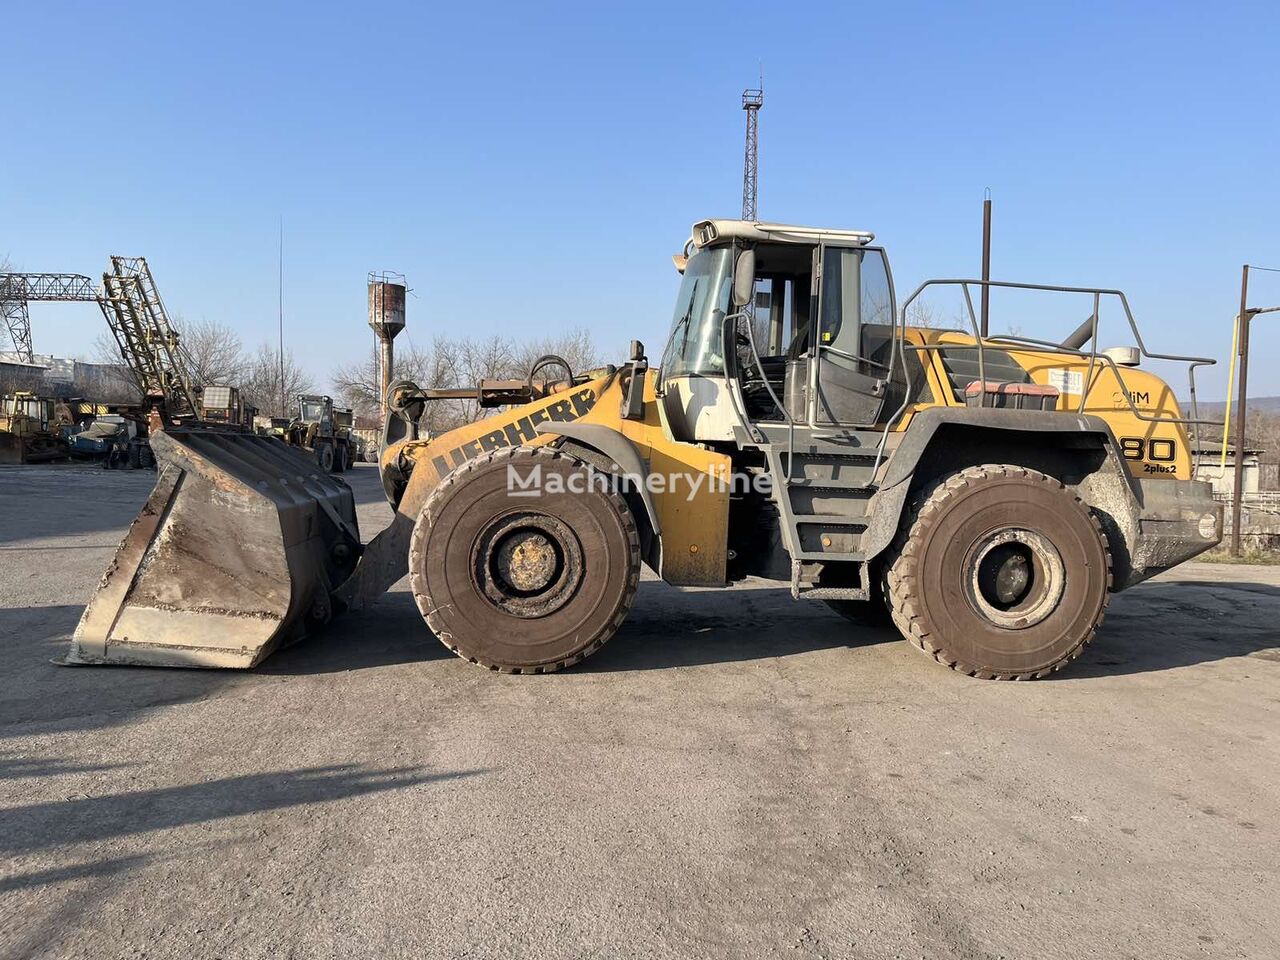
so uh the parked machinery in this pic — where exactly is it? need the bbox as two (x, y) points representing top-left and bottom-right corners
(65, 412), (152, 468)
(287, 394), (354, 472)
(350, 427), (382, 463)
(197, 384), (246, 427)
(53, 398), (110, 433)
(253, 414), (290, 440)
(3, 259), (249, 471)
(66, 217), (1223, 677)
(0, 392), (67, 464)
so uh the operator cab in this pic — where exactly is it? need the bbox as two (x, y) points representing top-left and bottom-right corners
(297, 394), (333, 429)
(658, 219), (910, 444)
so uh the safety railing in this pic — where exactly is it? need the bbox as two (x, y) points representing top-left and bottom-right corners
(884, 279), (1220, 468)
(1213, 490), (1280, 512)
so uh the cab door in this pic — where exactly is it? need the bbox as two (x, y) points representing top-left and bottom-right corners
(809, 245), (896, 426)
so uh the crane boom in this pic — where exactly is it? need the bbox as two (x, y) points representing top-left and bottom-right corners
(97, 256), (199, 418)
(1, 260), (200, 421)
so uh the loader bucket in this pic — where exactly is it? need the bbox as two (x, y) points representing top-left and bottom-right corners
(0, 433), (20, 465)
(62, 428), (362, 669)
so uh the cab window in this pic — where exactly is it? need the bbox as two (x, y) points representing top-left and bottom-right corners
(818, 248), (893, 358)
(659, 246), (733, 379)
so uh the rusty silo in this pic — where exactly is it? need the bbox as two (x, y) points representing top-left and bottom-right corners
(367, 271), (407, 422)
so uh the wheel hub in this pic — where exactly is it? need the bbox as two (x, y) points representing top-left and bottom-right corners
(472, 512), (583, 618)
(495, 531), (559, 593)
(964, 528), (1065, 629)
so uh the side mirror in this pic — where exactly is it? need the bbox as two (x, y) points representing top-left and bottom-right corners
(732, 248), (756, 308)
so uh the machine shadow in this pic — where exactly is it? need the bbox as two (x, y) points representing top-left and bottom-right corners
(264, 590), (449, 676)
(1059, 578), (1280, 679)
(583, 581), (896, 672)
(267, 581), (888, 676)
(0, 763), (482, 861)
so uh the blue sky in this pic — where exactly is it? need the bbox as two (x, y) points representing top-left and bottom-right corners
(4, 0), (1279, 398)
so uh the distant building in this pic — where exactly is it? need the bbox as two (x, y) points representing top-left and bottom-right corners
(1192, 443), (1263, 496)
(0, 356), (50, 394)
(0, 351), (136, 401)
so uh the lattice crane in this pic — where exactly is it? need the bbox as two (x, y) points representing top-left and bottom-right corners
(0, 273), (99, 363)
(0, 259), (199, 419)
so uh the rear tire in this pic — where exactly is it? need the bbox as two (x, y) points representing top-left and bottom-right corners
(410, 446), (641, 673)
(334, 443), (348, 473)
(884, 464), (1111, 680)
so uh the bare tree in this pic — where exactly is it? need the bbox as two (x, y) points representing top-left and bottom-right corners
(510, 328), (602, 380)
(91, 328), (123, 366)
(240, 344), (315, 417)
(906, 301), (942, 329)
(91, 316), (248, 401)
(80, 330), (143, 402)
(331, 329), (604, 434)
(332, 337), (456, 425)
(331, 346), (381, 423)
(177, 316), (245, 386)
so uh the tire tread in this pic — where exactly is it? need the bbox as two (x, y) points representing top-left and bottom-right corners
(882, 463), (1112, 680)
(408, 445), (641, 674)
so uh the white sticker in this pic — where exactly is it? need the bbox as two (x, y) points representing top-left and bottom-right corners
(1047, 368), (1084, 395)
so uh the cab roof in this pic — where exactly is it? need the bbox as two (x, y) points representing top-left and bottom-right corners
(691, 219), (876, 249)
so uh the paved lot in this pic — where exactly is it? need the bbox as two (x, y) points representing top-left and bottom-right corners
(1, 461), (1278, 960)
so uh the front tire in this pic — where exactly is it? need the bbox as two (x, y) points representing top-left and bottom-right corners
(316, 442), (335, 472)
(884, 464), (1111, 680)
(410, 446), (641, 673)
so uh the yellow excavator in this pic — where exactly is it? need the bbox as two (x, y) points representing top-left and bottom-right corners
(64, 219), (1222, 679)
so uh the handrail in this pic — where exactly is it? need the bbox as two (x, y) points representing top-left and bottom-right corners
(733, 310), (796, 480)
(890, 280), (1219, 459)
(729, 275), (1220, 490)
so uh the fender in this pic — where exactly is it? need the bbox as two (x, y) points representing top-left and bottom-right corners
(534, 421), (662, 537)
(880, 407), (1123, 491)
(863, 406), (1139, 567)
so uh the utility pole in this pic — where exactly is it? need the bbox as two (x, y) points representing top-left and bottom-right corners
(1230, 263), (1280, 556)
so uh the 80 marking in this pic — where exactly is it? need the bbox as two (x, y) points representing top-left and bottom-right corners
(1119, 437), (1176, 462)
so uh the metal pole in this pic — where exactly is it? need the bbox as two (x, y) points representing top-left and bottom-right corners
(980, 193), (992, 338)
(380, 337), (394, 421)
(373, 333), (383, 424)
(1230, 265), (1250, 556)
(278, 217), (286, 418)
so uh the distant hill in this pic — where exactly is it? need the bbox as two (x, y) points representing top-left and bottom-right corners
(1186, 396), (1280, 419)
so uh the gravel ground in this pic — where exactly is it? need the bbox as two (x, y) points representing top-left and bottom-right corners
(1, 461), (1278, 960)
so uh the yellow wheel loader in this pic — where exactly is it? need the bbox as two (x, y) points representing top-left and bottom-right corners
(64, 219), (1223, 678)
(1, 393), (68, 465)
